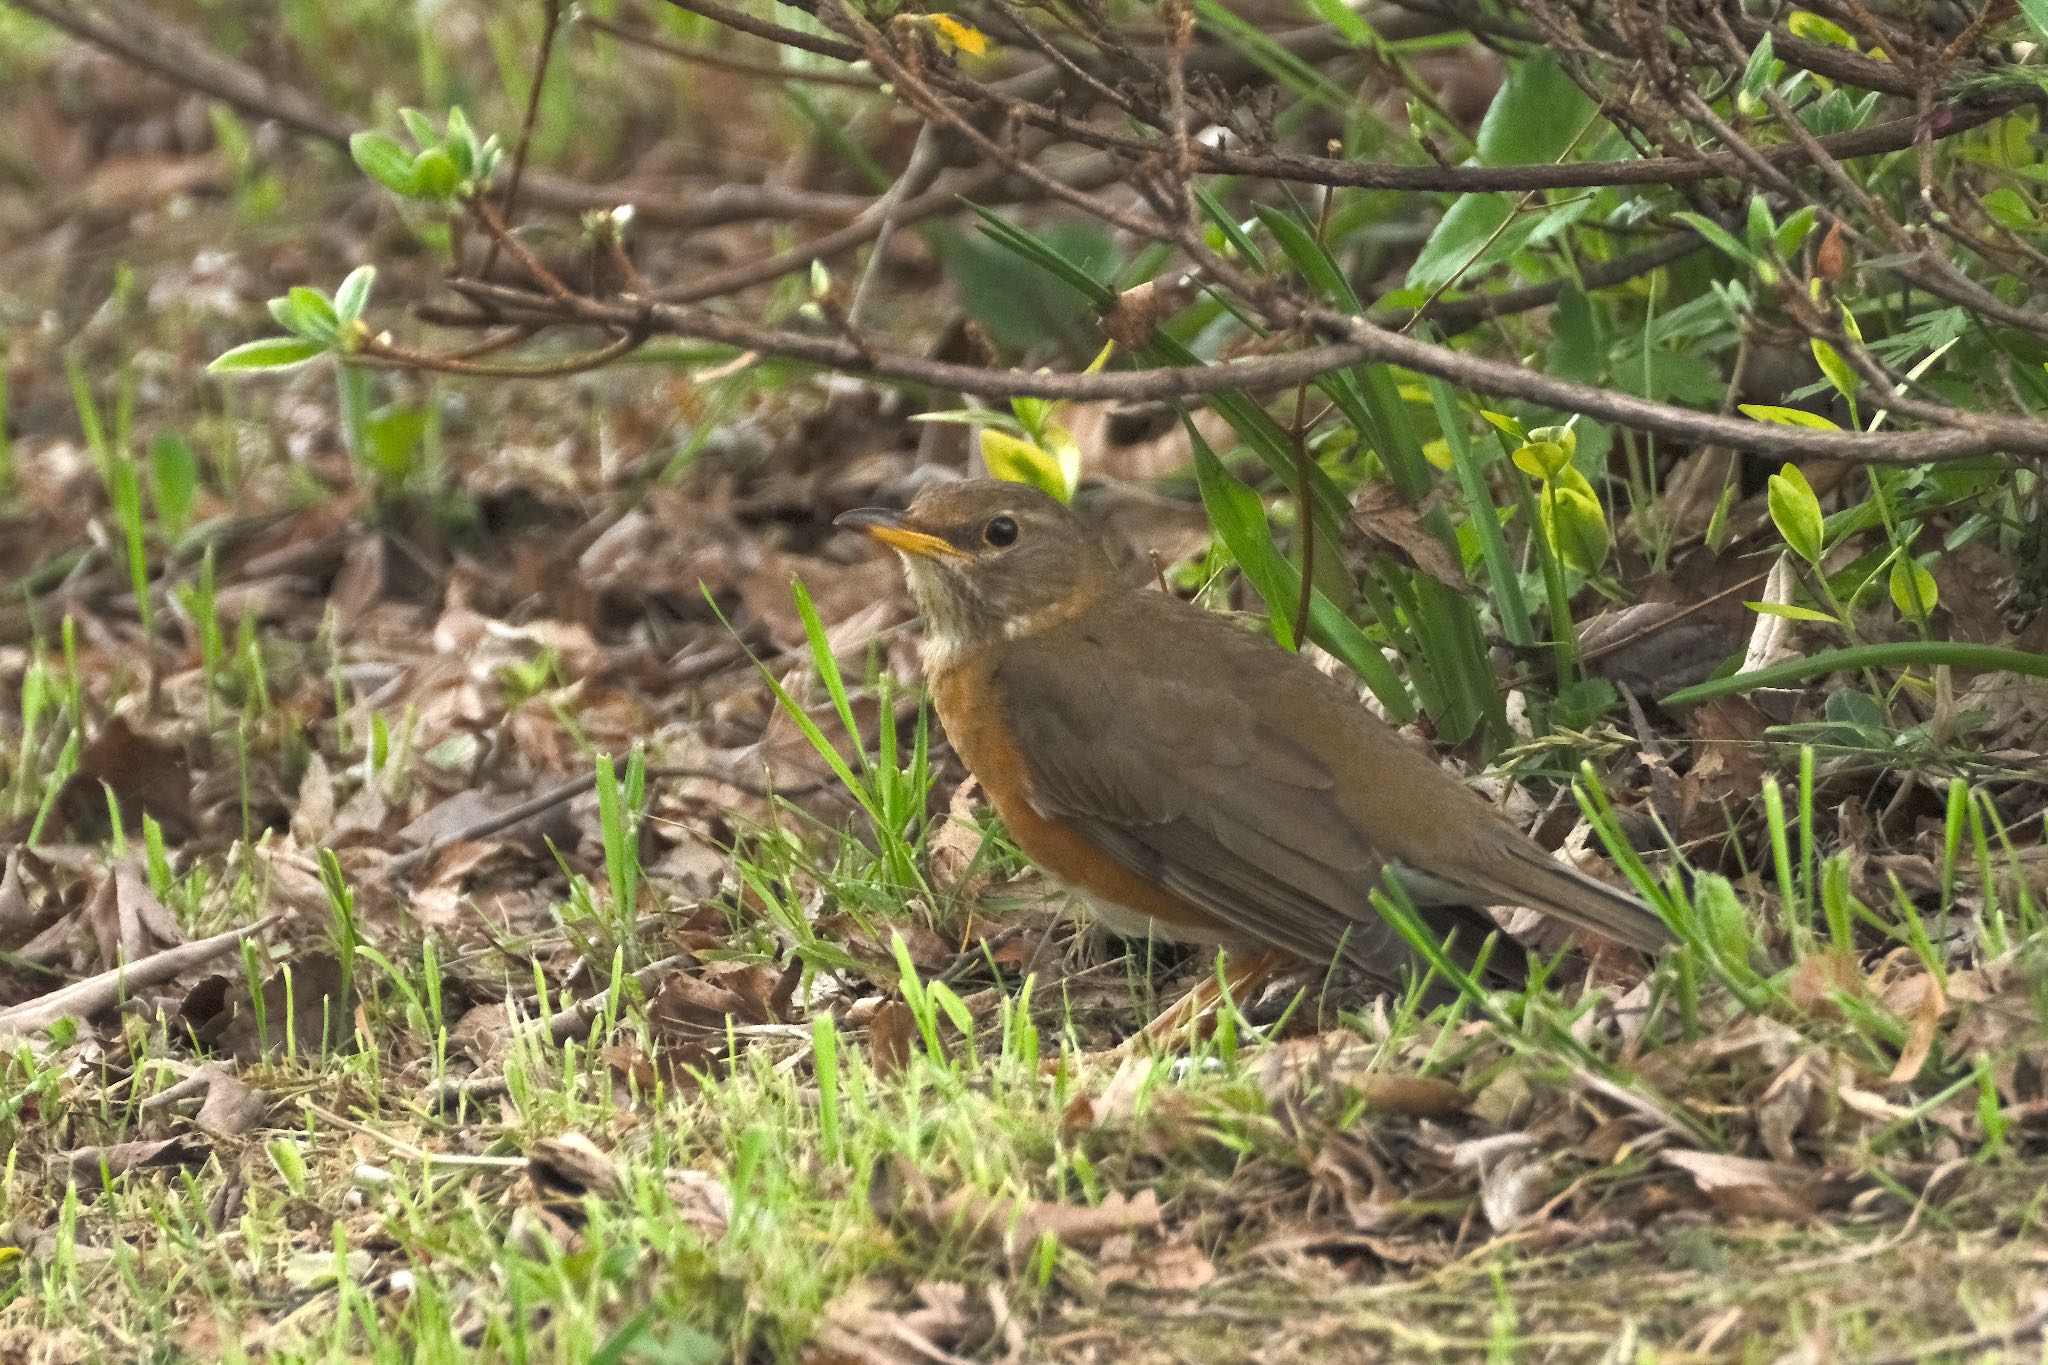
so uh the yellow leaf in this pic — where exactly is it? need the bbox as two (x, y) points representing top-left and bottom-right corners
(981, 429), (1070, 501)
(927, 13), (989, 55)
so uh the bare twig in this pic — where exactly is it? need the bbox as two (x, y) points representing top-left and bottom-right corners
(0, 918), (276, 1040)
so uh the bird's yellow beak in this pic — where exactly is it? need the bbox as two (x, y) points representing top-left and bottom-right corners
(834, 508), (966, 559)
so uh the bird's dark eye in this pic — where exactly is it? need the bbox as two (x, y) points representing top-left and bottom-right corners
(984, 515), (1019, 548)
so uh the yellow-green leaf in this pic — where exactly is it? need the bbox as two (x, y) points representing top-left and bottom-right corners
(1745, 601), (1838, 623)
(1511, 440), (1570, 480)
(1889, 556), (1939, 620)
(1739, 404), (1841, 430)
(1541, 482), (1610, 576)
(1525, 423), (1577, 460)
(1810, 338), (1859, 401)
(1767, 463), (1825, 565)
(981, 429), (1069, 502)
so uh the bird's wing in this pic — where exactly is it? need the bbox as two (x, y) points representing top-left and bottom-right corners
(991, 602), (1512, 985)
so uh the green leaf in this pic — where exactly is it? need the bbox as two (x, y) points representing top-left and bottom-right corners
(1745, 601), (1838, 623)
(148, 432), (200, 537)
(1475, 51), (1594, 166)
(1767, 463), (1826, 564)
(286, 287), (339, 342)
(207, 337), (327, 374)
(1745, 195), (1775, 256)
(1773, 205), (1819, 259)
(1739, 403), (1840, 430)
(1810, 338), (1858, 401)
(1545, 284), (1601, 384)
(964, 204), (1117, 308)
(399, 107), (438, 147)
(1193, 437), (1299, 650)
(333, 266), (377, 326)
(980, 429), (1071, 502)
(1187, 424), (1410, 717)
(2022, 0), (2048, 43)
(1981, 186), (2036, 231)
(1539, 481), (1610, 576)
(1672, 212), (1755, 267)
(1888, 555), (1939, 620)
(1254, 203), (1361, 309)
(1739, 33), (1779, 101)
(1478, 410), (1526, 442)
(349, 132), (417, 196)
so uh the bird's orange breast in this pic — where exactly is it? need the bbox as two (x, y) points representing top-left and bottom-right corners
(929, 652), (1234, 945)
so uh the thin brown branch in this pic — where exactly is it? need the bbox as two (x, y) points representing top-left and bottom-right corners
(449, 279), (2048, 464)
(482, 0), (563, 280)
(577, 11), (881, 87)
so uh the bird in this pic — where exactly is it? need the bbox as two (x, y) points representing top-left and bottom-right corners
(836, 477), (1672, 1020)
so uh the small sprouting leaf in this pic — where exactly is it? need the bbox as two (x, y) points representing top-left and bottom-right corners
(207, 337), (328, 374)
(1527, 423), (1577, 459)
(1739, 403), (1841, 430)
(1773, 205), (1819, 259)
(1478, 410), (1525, 442)
(1810, 338), (1859, 401)
(1745, 601), (1838, 623)
(1511, 439), (1571, 479)
(333, 266), (376, 326)
(1540, 481), (1610, 576)
(286, 286), (339, 342)
(1767, 463), (1826, 565)
(1889, 555), (1939, 619)
(349, 132), (417, 196)
(981, 429), (1070, 502)
(399, 107), (438, 147)
(1745, 195), (1775, 256)
(412, 148), (462, 200)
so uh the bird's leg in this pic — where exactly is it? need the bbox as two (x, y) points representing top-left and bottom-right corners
(1116, 948), (1288, 1058)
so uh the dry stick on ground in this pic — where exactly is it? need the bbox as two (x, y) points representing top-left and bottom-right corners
(0, 917), (278, 1040)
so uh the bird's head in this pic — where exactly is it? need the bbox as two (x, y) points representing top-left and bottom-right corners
(836, 478), (1113, 662)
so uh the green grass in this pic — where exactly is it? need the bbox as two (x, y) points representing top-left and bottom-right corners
(4, 5), (2048, 1360)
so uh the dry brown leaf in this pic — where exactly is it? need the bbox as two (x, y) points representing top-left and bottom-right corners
(56, 717), (196, 841)
(1251, 1030), (1467, 1118)
(868, 998), (918, 1079)
(1351, 479), (1470, 591)
(58, 1135), (211, 1187)
(1660, 1149), (1819, 1221)
(930, 1185), (1162, 1256)
(194, 1068), (271, 1140)
(527, 1132), (624, 1207)
(1886, 973), (1947, 1085)
(1098, 1238), (1215, 1292)
(927, 778), (987, 899)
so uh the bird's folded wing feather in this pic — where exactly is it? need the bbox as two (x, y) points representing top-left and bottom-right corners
(991, 612), (1502, 983)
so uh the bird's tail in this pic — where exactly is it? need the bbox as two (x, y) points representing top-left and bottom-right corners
(1476, 842), (1675, 953)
